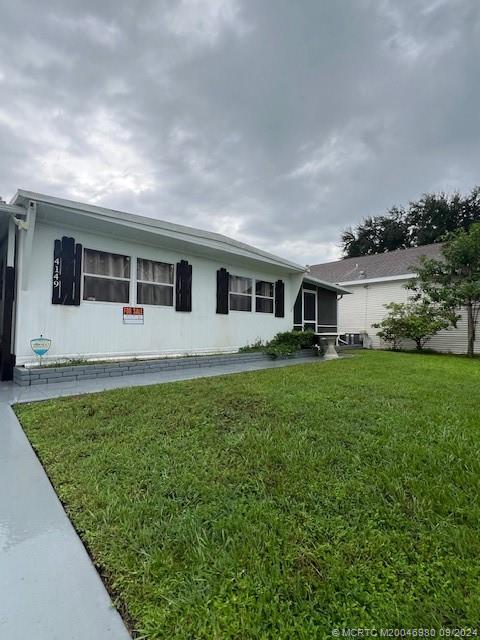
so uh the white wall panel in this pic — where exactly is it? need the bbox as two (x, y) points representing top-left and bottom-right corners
(15, 223), (301, 364)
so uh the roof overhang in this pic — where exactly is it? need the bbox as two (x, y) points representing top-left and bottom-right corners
(303, 274), (352, 295)
(11, 190), (306, 275)
(0, 202), (26, 243)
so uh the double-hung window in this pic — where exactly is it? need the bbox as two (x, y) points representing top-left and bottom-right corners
(137, 258), (174, 306)
(83, 249), (130, 303)
(229, 275), (252, 311)
(255, 280), (274, 313)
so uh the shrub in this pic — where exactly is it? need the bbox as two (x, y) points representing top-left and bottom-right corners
(239, 339), (264, 353)
(265, 330), (316, 358)
(373, 302), (451, 351)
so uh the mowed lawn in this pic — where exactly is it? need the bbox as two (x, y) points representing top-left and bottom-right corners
(15, 351), (480, 638)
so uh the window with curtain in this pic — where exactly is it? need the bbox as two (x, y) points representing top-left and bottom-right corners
(83, 249), (130, 303)
(137, 258), (174, 306)
(255, 280), (274, 313)
(229, 275), (252, 311)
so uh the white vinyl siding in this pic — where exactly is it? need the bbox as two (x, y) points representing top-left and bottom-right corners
(338, 278), (479, 354)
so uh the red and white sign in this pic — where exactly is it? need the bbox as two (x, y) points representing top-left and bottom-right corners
(123, 306), (144, 324)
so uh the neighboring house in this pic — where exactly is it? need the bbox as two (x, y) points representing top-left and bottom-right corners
(310, 243), (479, 355)
(0, 190), (348, 379)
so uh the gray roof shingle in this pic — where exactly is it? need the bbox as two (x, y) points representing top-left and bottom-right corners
(309, 243), (443, 284)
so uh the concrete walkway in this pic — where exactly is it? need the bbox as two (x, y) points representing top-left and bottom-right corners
(0, 354), (320, 640)
(0, 403), (132, 640)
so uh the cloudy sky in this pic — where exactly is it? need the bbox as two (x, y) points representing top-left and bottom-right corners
(1, 0), (479, 264)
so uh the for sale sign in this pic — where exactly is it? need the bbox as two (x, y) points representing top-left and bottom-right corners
(123, 307), (144, 324)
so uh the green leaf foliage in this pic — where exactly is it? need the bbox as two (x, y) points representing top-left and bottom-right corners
(373, 302), (452, 351)
(264, 330), (316, 358)
(407, 223), (480, 356)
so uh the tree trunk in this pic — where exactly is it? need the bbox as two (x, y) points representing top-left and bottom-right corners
(467, 301), (475, 357)
(415, 338), (422, 351)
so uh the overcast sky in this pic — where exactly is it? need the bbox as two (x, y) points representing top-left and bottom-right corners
(1, 0), (479, 264)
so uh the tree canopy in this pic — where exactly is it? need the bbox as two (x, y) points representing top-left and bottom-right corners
(341, 186), (480, 258)
(407, 223), (480, 357)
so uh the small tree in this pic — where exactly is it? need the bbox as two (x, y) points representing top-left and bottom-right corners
(373, 304), (403, 350)
(373, 302), (451, 351)
(408, 223), (480, 357)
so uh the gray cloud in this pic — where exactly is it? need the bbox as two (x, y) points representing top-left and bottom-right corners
(1, 0), (479, 264)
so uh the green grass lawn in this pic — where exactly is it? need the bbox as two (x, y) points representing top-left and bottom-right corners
(15, 351), (480, 638)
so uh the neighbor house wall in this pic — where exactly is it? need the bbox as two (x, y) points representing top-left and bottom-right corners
(14, 222), (301, 365)
(338, 279), (479, 355)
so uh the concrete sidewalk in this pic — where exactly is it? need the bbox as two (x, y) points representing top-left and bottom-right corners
(0, 403), (132, 640)
(0, 354), (322, 639)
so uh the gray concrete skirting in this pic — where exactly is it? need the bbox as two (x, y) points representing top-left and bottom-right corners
(13, 351), (316, 386)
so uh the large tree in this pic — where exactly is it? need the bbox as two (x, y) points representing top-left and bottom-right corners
(341, 186), (480, 258)
(408, 223), (480, 357)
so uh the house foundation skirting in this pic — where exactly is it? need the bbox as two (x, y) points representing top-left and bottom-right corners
(13, 350), (316, 386)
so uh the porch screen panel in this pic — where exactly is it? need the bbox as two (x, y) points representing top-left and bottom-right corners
(293, 289), (302, 328)
(304, 291), (316, 322)
(317, 288), (337, 329)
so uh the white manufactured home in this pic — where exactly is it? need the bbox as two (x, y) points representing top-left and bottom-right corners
(0, 190), (348, 380)
(310, 244), (479, 355)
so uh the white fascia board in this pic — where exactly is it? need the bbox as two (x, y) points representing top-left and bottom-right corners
(0, 202), (26, 217)
(12, 189), (306, 273)
(338, 273), (416, 286)
(302, 275), (352, 295)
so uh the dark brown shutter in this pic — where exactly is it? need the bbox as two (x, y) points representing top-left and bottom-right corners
(216, 268), (229, 314)
(52, 237), (82, 306)
(52, 239), (62, 304)
(175, 260), (192, 312)
(275, 279), (285, 317)
(73, 243), (82, 306)
(60, 237), (75, 305)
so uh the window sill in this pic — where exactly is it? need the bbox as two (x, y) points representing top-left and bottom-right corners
(136, 303), (175, 309)
(83, 299), (130, 306)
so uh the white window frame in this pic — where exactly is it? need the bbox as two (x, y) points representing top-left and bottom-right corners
(229, 274), (253, 312)
(136, 257), (175, 308)
(255, 279), (274, 314)
(82, 248), (131, 304)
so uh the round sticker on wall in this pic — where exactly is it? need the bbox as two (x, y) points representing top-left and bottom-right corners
(30, 336), (52, 357)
